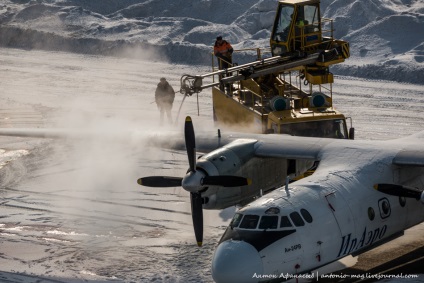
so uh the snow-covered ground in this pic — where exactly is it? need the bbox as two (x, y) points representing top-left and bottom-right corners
(0, 47), (423, 282)
(0, 0), (423, 83)
(0, 48), (221, 283)
(0, 0), (423, 282)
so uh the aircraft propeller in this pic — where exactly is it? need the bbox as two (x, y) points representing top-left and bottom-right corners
(374, 183), (424, 203)
(137, 116), (250, 246)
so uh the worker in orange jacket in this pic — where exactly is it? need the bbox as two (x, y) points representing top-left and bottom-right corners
(214, 36), (233, 70)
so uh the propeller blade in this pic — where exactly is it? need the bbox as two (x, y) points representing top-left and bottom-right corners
(137, 176), (182, 187)
(374, 184), (423, 200)
(190, 192), (203, 247)
(202, 175), (252, 187)
(185, 116), (196, 172)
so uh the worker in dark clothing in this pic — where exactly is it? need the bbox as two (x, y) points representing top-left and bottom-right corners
(214, 36), (233, 70)
(155, 77), (175, 125)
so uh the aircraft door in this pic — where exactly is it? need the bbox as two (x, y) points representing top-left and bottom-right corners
(324, 191), (355, 237)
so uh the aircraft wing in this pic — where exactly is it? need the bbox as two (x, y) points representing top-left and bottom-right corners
(393, 150), (424, 167)
(0, 127), (237, 151)
(0, 128), (165, 142)
(0, 128), (74, 139)
(193, 132), (335, 163)
(0, 127), (336, 161)
(390, 130), (424, 167)
(0, 128), (159, 147)
(192, 131), (335, 160)
(253, 135), (332, 160)
(0, 128), (127, 141)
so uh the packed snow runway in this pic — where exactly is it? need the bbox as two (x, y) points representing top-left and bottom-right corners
(0, 48), (423, 282)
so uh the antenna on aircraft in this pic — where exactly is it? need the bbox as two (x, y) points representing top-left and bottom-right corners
(285, 175), (291, 197)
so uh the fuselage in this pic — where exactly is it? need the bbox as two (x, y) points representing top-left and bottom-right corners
(212, 139), (424, 283)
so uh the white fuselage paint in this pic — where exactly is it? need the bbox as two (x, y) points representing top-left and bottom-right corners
(211, 139), (424, 283)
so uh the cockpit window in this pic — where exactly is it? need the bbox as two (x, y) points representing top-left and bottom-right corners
(280, 216), (293, 228)
(300, 209), (313, 223)
(259, 216), (278, 230)
(290, 212), (305, 226)
(239, 215), (260, 229)
(230, 213), (243, 228)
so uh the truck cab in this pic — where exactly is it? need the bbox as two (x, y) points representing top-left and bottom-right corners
(271, 0), (349, 59)
(271, 0), (322, 56)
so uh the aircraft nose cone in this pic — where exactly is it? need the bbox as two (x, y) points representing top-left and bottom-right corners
(212, 240), (263, 283)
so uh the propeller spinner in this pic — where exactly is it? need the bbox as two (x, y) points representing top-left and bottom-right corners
(137, 116), (250, 246)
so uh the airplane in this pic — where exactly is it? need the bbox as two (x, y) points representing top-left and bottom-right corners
(138, 117), (424, 283)
(210, 135), (424, 283)
(1, 118), (423, 283)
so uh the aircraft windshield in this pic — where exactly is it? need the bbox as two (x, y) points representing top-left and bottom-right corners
(280, 119), (347, 139)
(259, 216), (278, 229)
(280, 216), (293, 228)
(239, 215), (260, 229)
(272, 5), (294, 42)
(231, 209), (313, 230)
(230, 213), (243, 228)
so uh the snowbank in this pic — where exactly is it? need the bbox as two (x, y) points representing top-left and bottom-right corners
(0, 0), (423, 83)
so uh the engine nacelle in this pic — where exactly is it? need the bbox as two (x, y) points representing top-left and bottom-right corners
(198, 138), (257, 174)
(195, 138), (316, 209)
(196, 139), (257, 209)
